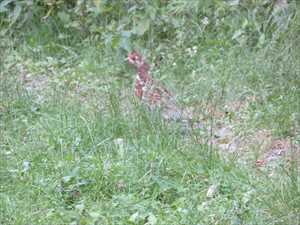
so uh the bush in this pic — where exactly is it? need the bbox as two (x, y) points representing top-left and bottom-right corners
(1, 0), (297, 52)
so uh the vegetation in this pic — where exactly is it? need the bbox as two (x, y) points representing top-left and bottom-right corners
(0, 0), (299, 224)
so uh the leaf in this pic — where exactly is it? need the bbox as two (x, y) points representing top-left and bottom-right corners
(207, 184), (218, 198)
(242, 19), (248, 29)
(62, 167), (80, 183)
(0, 28), (8, 36)
(93, 0), (101, 9)
(146, 213), (157, 225)
(58, 11), (71, 24)
(121, 30), (131, 38)
(119, 32), (132, 51)
(147, 6), (157, 21)
(90, 211), (101, 219)
(69, 21), (81, 29)
(9, 3), (22, 25)
(133, 19), (150, 36)
(171, 18), (181, 28)
(119, 38), (131, 51)
(227, 0), (240, 6)
(23, 160), (31, 173)
(232, 29), (244, 40)
(62, 175), (72, 183)
(0, 0), (15, 13)
(129, 212), (139, 223)
(258, 34), (265, 45)
(111, 35), (120, 49)
(70, 166), (80, 177)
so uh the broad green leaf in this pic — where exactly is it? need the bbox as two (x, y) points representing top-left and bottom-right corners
(0, 0), (15, 13)
(58, 11), (71, 24)
(62, 175), (72, 183)
(227, 0), (240, 6)
(232, 29), (244, 40)
(121, 30), (131, 38)
(133, 19), (150, 36)
(111, 35), (120, 49)
(119, 37), (131, 51)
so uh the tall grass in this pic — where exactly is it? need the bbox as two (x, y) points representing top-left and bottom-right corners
(1, 1), (299, 224)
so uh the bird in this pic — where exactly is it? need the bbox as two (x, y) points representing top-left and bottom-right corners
(128, 51), (202, 129)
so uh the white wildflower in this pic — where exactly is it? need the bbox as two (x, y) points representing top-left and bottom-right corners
(192, 46), (198, 54)
(192, 70), (196, 76)
(114, 138), (125, 157)
(23, 161), (31, 173)
(207, 184), (218, 198)
(202, 17), (209, 26)
(186, 47), (197, 57)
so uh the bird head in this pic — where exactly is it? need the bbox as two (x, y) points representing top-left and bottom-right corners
(128, 51), (144, 68)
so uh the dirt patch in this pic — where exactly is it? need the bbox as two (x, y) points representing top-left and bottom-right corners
(19, 65), (49, 93)
(210, 125), (299, 167)
(198, 95), (299, 167)
(256, 138), (299, 167)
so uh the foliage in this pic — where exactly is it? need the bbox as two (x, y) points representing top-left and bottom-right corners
(0, 0), (297, 51)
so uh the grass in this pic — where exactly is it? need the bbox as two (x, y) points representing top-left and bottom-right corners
(1, 19), (300, 225)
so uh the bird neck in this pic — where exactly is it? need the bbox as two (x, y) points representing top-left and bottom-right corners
(137, 62), (151, 82)
(135, 62), (151, 99)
